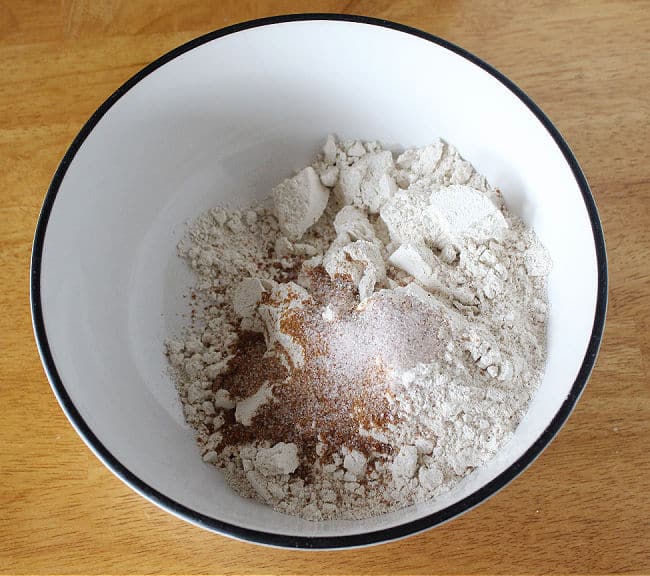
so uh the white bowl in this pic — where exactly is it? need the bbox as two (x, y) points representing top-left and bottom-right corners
(31, 15), (607, 549)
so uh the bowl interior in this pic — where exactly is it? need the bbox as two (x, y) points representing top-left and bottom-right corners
(37, 19), (600, 542)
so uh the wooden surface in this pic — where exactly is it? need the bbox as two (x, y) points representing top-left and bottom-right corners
(1, 1), (649, 574)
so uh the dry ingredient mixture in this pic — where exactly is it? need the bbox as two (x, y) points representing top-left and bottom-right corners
(165, 135), (551, 520)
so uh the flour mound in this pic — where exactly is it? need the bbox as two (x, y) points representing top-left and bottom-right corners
(165, 136), (550, 520)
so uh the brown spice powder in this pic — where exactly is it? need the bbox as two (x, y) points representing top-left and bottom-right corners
(215, 268), (395, 474)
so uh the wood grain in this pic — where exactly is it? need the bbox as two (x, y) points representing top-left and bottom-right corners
(1, 1), (649, 573)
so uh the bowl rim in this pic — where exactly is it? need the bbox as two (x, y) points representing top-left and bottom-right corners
(30, 13), (608, 550)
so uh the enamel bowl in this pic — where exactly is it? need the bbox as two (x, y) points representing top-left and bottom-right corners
(31, 15), (607, 549)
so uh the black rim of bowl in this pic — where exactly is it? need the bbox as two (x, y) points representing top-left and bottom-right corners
(30, 13), (608, 550)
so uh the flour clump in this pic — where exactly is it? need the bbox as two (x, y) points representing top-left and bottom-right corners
(165, 135), (550, 520)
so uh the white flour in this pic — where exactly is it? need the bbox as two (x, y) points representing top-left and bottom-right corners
(166, 135), (550, 520)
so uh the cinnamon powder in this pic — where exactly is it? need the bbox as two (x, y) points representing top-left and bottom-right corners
(215, 268), (395, 471)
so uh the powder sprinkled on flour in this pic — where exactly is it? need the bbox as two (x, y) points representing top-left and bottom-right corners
(165, 135), (550, 520)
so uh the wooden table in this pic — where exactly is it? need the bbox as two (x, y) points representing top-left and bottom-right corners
(1, 1), (648, 573)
